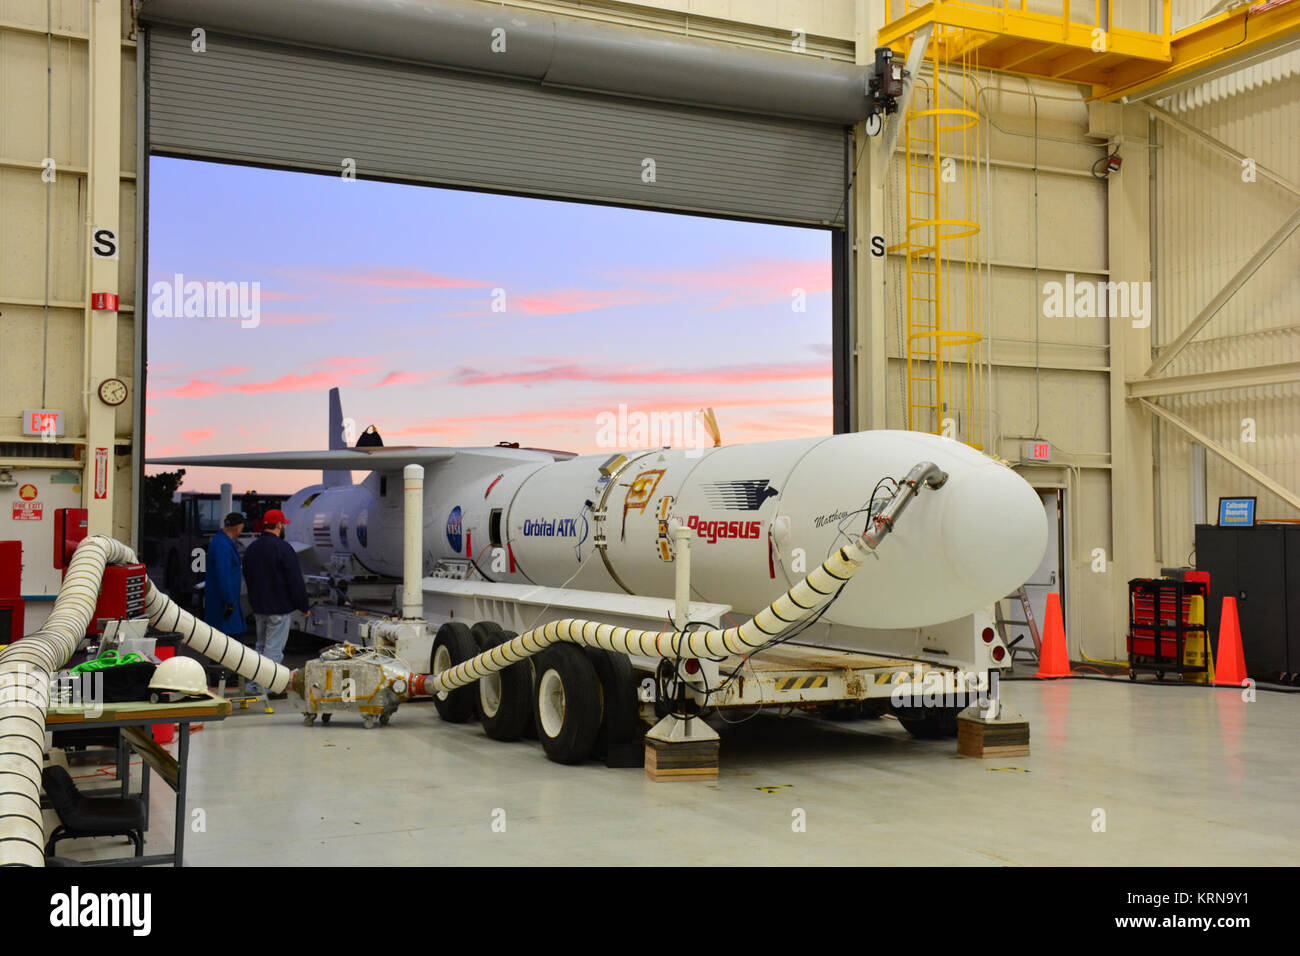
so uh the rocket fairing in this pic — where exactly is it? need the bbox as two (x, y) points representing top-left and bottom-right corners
(154, 429), (1048, 631)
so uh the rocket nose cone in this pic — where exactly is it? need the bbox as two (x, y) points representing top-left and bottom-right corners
(939, 461), (1048, 600)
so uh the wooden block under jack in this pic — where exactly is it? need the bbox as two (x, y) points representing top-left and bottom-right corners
(644, 715), (719, 781)
(956, 705), (1030, 759)
(645, 738), (720, 781)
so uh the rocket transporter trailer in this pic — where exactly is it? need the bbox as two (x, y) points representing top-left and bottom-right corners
(4, 407), (1047, 865)
(297, 458), (1019, 765)
(149, 390), (1047, 765)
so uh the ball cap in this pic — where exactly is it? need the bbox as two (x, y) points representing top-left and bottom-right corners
(263, 508), (290, 526)
(223, 511), (246, 528)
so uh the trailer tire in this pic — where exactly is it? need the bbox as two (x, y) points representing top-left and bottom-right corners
(473, 623), (533, 741)
(533, 644), (602, 764)
(585, 648), (643, 766)
(893, 705), (960, 739)
(521, 659), (539, 740)
(430, 622), (478, 724)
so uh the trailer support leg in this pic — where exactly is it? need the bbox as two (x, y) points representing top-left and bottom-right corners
(644, 714), (720, 782)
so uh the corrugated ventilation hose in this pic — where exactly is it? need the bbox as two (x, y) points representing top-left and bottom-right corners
(431, 461), (948, 694)
(0, 536), (288, 867)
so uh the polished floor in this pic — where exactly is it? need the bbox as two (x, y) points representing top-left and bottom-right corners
(48, 676), (1298, 866)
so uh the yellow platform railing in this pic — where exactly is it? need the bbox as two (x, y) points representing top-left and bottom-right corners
(882, 0), (1300, 100)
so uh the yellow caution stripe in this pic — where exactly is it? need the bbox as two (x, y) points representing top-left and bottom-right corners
(774, 675), (829, 691)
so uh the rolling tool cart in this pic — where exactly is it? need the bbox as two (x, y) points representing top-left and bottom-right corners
(1127, 578), (1210, 682)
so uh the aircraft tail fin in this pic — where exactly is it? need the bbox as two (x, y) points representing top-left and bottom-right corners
(323, 387), (351, 487)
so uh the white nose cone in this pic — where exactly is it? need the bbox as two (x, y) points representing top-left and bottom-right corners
(779, 431), (1049, 629)
(936, 451), (1049, 605)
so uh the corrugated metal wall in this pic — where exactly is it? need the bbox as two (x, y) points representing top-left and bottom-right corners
(880, 69), (1118, 656)
(0, 0), (138, 546)
(1154, 50), (1300, 565)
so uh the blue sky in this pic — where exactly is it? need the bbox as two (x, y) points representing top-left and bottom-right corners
(146, 158), (833, 493)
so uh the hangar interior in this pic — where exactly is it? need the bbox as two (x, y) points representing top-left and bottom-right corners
(0, 0), (1297, 868)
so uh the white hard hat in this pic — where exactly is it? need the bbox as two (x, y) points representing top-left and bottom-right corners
(148, 657), (211, 698)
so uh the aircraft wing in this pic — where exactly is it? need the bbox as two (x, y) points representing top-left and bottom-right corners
(145, 448), (458, 471)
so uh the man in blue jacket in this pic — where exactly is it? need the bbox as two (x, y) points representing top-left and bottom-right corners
(204, 512), (246, 637)
(242, 508), (310, 697)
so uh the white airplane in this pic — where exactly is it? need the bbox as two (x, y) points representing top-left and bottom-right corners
(149, 389), (1047, 664)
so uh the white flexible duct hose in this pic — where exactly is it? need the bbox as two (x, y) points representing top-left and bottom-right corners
(0, 535), (289, 867)
(430, 461), (948, 694)
(0, 536), (135, 866)
(141, 579), (291, 695)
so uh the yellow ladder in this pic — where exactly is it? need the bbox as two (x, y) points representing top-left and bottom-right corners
(893, 48), (986, 447)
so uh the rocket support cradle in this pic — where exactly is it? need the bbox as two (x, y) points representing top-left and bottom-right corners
(427, 461), (948, 695)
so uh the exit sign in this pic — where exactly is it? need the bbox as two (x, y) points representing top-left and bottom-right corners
(22, 410), (64, 437)
(1021, 439), (1052, 463)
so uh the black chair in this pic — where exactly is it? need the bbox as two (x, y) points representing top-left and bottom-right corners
(41, 766), (146, 858)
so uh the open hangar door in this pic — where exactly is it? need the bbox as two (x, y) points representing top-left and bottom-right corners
(136, 0), (863, 433)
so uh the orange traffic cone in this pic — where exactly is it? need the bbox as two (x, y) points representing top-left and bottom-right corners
(1035, 592), (1070, 678)
(1213, 596), (1248, 687)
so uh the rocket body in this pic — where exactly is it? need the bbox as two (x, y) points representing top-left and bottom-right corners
(283, 430), (1047, 631)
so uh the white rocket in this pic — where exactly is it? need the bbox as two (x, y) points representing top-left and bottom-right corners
(151, 390), (1047, 657)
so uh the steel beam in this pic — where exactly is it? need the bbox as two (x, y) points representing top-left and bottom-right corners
(1140, 399), (1300, 512)
(1143, 204), (1300, 378)
(84, 0), (122, 533)
(1143, 103), (1300, 201)
(1128, 361), (1300, 398)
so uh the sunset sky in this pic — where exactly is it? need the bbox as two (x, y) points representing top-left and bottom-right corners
(145, 158), (833, 494)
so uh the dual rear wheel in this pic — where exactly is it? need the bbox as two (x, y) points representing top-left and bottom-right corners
(427, 620), (640, 764)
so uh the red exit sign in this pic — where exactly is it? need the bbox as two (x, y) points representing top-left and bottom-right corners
(22, 410), (64, 437)
(1022, 440), (1052, 463)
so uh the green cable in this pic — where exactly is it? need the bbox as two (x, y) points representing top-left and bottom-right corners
(69, 651), (146, 674)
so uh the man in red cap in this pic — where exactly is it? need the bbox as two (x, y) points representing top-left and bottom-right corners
(241, 508), (310, 697)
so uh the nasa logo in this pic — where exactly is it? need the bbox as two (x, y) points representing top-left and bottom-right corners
(446, 506), (463, 552)
(686, 515), (761, 543)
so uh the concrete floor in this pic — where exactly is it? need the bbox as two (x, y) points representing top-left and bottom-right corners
(50, 677), (1299, 866)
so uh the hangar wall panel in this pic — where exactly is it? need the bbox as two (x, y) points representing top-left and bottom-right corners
(0, 8), (137, 563)
(146, 27), (848, 227)
(878, 71), (1117, 655)
(1154, 53), (1300, 566)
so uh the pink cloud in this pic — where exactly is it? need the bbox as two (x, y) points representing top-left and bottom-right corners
(514, 288), (665, 316)
(270, 312), (348, 325)
(152, 355), (382, 399)
(182, 429), (214, 445)
(608, 258), (831, 309)
(376, 371), (426, 387)
(389, 393), (829, 436)
(324, 266), (488, 290)
(449, 360), (830, 388)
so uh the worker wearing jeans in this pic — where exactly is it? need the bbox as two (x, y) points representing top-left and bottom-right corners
(241, 509), (310, 697)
